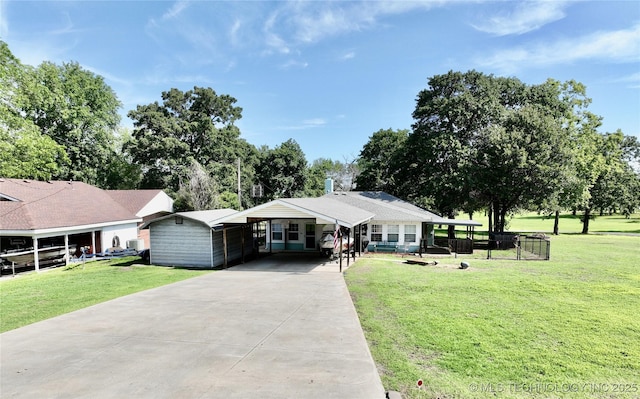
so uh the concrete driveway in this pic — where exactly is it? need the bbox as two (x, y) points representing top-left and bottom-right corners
(0, 254), (385, 398)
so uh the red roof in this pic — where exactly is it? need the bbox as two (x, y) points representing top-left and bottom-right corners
(0, 179), (139, 231)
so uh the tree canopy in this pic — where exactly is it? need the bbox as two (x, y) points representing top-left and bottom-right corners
(363, 71), (592, 233)
(256, 139), (308, 200)
(355, 128), (408, 193)
(23, 61), (121, 185)
(1, 41), (69, 180)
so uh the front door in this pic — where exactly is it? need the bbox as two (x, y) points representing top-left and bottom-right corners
(305, 224), (316, 250)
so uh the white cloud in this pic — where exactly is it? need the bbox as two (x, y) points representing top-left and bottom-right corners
(615, 72), (640, 89)
(162, 0), (189, 21)
(278, 118), (327, 131)
(472, 1), (568, 36)
(229, 18), (241, 47)
(263, 1), (439, 53)
(476, 23), (640, 73)
(341, 51), (355, 61)
(263, 11), (290, 55)
(303, 118), (326, 126)
(279, 59), (308, 69)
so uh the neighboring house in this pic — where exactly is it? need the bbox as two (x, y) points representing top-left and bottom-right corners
(0, 178), (141, 270)
(141, 209), (253, 269)
(107, 189), (174, 249)
(324, 191), (481, 253)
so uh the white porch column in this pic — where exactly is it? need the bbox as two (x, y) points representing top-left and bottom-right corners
(64, 234), (70, 265)
(91, 231), (96, 254)
(33, 236), (40, 272)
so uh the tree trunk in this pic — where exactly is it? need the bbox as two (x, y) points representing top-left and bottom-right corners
(553, 210), (559, 235)
(447, 211), (456, 239)
(488, 203), (493, 233)
(499, 206), (508, 233)
(493, 202), (501, 233)
(582, 207), (591, 234)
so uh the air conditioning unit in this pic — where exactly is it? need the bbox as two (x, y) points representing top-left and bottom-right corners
(126, 239), (145, 251)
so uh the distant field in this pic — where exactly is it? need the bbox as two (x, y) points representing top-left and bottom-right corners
(0, 258), (211, 333)
(346, 234), (640, 398)
(506, 212), (640, 234)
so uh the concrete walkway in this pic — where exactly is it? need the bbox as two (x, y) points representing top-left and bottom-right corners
(0, 255), (385, 398)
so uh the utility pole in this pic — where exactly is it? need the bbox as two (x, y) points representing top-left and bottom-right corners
(237, 158), (242, 210)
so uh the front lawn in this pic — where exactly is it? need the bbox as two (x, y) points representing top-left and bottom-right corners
(346, 235), (640, 398)
(0, 258), (211, 333)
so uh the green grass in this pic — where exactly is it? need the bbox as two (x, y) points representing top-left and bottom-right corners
(0, 257), (211, 333)
(346, 235), (640, 398)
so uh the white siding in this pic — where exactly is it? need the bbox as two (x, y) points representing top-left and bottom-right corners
(101, 223), (138, 248)
(150, 218), (212, 268)
(137, 192), (174, 217)
(224, 204), (319, 224)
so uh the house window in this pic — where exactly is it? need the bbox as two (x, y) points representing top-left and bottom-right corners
(388, 225), (399, 242)
(404, 225), (416, 243)
(272, 223), (283, 240)
(371, 224), (382, 242)
(288, 223), (299, 241)
(175, 216), (183, 225)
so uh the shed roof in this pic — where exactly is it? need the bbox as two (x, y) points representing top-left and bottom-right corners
(0, 178), (140, 233)
(218, 197), (374, 228)
(141, 209), (239, 229)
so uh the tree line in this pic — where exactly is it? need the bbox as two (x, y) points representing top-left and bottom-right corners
(355, 71), (640, 234)
(0, 41), (355, 210)
(2, 42), (638, 232)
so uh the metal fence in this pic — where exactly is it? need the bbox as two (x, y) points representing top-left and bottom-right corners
(487, 234), (551, 260)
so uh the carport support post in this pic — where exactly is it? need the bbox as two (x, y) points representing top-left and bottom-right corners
(33, 236), (40, 272)
(269, 220), (273, 254)
(346, 230), (350, 267)
(339, 234), (343, 272)
(64, 234), (69, 266)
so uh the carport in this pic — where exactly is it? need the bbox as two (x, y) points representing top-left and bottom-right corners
(217, 198), (375, 271)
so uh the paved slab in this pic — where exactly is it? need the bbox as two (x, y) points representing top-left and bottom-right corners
(0, 254), (385, 398)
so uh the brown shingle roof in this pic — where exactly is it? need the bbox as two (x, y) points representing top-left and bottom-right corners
(0, 179), (139, 231)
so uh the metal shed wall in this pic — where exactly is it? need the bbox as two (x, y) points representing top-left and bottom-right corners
(216, 226), (254, 267)
(226, 227), (243, 263)
(150, 217), (212, 268)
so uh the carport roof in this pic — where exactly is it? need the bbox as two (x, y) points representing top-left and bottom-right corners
(218, 198), (374, 228)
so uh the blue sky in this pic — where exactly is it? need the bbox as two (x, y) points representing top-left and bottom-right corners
(2, 0), (639, 163)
